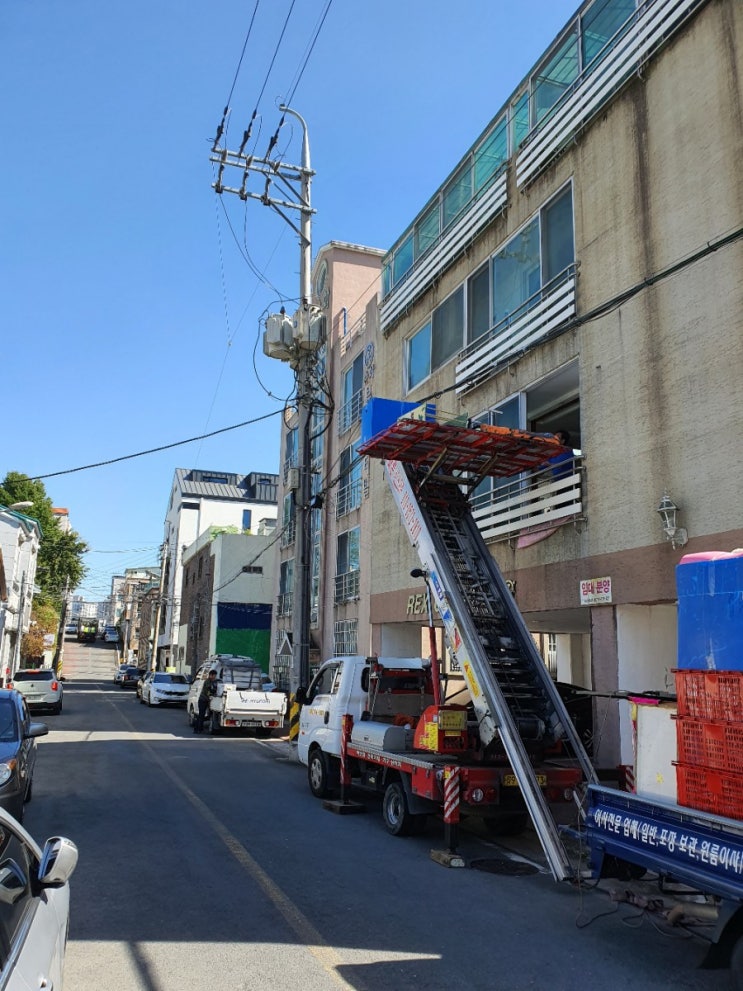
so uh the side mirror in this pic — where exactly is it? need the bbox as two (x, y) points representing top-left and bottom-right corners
(295, 686), (307, 705)
(38, 837), (78, 887)
(26, 721), (49, 740)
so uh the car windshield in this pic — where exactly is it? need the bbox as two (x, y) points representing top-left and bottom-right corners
(0, 699), (18, 742)
(14, 671), (54, 682)
(154, 674), (188, 684)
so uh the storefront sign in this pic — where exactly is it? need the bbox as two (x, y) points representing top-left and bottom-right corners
(580, 576), (612, 605)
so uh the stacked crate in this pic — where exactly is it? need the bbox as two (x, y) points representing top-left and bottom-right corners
(674, 552), (743, 819)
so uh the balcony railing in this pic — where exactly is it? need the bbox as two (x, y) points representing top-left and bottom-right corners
(336, 479), (363, 518)
(471, 454), (584, 544)
(277, 592), (294, 617)
(338, 389), (364, 436)
(334, 570), (360, 604)
(456, 266), (576, 394)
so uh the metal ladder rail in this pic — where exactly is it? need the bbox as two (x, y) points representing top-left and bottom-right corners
(422, 489), (555, 726)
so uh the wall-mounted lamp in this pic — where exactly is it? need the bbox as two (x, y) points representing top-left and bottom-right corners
(656, 491), (688, 549)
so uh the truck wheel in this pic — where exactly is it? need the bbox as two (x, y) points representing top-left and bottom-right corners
(484, 812), (529, 836)
(382, 780), (417, 837)
(308, 749), (334, 798)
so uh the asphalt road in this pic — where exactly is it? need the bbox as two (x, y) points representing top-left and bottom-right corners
(23, 637), (724, 991)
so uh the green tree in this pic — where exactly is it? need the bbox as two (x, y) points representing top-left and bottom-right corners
(0, 472), (88, 608)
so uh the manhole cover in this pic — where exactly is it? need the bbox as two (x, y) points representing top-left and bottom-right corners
(470, 858), (539, 876)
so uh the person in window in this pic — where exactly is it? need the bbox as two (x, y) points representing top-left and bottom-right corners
(194, 669), (218, 734)
(549, 430), (574, 480)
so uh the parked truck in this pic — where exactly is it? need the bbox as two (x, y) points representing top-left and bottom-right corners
(299, 409), (743, 986)
(187, 654), (286, 737)
(76, 618), (98, 643)
(298, 414), (592, 869)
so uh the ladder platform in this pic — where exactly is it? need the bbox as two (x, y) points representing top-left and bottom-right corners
(359, 418), (567, 479)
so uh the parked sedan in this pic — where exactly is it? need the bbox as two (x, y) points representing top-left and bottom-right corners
(119, 666), (145, 690)
(113, 663), (129, 685)
(11, 669), (63, 715)
(0, 689), (47, 821)
(141, 672), (191, 707)
(104, 629), (120, 644)
(0, 803), (77, 991)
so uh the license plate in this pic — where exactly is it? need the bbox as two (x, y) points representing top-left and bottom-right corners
(503, 773), (547, 788)
(241, 720), (261, 727)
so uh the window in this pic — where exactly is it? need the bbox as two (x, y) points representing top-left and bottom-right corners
(334, 620), (358, 656)
(285, 427), (298, 468)
(474, 116), (508, 190)
(416, 203), (440, 257)
(490, 184), (574, 328)
(510, 91), (530, 152)
(197, 557), (203, 579)
(442, 162), (472, 228)
(406, 321), (431, 391)
(307, 661), (342, 700)
(202, 474), (229, 485)
(471, 396), (523, 507)
(493, 218), (540, 326)
(0, 828), (34, 967)
(340, 353), (364, 433)
(242, 510), (252, 532)
(337, 527), (360, 577)
(337, 443), (362, 517)
(582, 0), (636, 69)
(468, 264), (491, 343)
(279, 561), (294, 594)
(281, 493), (295, 547)
(406, 287), (464, 392)
(392, 232), (414, 285)
(533, 26), (579, 124)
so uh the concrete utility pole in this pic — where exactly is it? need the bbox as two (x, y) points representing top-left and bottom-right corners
(211, 105), (321, 695)
(9, 571), (27, 682)
(150, 542), (167, 671)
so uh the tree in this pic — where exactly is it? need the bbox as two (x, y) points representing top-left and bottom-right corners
(21, 601), (60, 665)
(0, 472), (88, 608)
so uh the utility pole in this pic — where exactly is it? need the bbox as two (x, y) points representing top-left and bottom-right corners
(9, 571), (27, 683)
(211, 105), (322, 695)
(150, 542), (167, 671)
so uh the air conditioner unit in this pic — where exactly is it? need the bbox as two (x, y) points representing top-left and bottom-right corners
(287, 468), (300, 491)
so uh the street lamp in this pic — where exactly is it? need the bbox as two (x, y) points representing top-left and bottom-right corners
(8, 502), (33, 512)
(656, 491), (688, 549)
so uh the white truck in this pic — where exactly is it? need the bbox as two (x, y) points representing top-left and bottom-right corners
(187, 655), (287, 737)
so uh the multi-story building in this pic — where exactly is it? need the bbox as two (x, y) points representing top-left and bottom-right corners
(368, 0), (743, 769)
(118, 567), (160, 661)
(179, 526), (276, 674)
(0, 506), (41, 679)
(270, 241), (384, 688)
(158, 469), (278, 671)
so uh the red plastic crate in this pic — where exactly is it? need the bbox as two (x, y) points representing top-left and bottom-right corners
(676, 763), (743, 819)
(674, 670), (743, 721)
(675, 717), (743, 772)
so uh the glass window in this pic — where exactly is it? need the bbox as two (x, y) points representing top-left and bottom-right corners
(542, 186), (574, 283)
(382, 261), (392, 297)
(337, 527), (360, 575)
(242, 510), (252, 531)
(474, 116), (508, 190)
(582, 0), (636, 69)
(279, 560), (293, 594)
(432, 286), (464, 369)
(510, 91), (530, 152)
(285, 427), (298, 467)
(442, 161), (472, 228)
(342, 354), (364, 408)
(533, 27), (579, 124)
(416, 203), (440, 257)
(468, 264), (491, 342)
(471, 396), (523, 505)
(393, 233), (414, 285)
(407, 321), (431, 390)
(492, 218), (540, 326)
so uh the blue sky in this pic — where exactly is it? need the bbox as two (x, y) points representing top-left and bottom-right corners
(0, 0), (579, 600)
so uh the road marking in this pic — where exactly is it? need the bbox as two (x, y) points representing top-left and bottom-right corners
(108, 698), (357, 990)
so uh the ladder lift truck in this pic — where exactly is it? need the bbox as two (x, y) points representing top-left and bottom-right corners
(349, 410), (743, 985)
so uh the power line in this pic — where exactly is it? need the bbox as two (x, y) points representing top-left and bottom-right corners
(30, 408), (283, 481)
(283, 0), (333, 106)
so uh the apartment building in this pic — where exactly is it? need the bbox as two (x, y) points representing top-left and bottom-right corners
(368, 0), (743, 769)
(270, 241), (384, 688)
(158, 469), (278, 671)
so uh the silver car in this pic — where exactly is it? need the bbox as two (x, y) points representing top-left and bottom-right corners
(0, 803), (78, 990)
(11, 669), (63, 715)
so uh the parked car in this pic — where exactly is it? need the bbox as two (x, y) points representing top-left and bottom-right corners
(0, 690), (47, 821)
(11, 669), (63, 715)
(104, 628), (120, 644)
(119, 666), (145, 690)
(141, 672), (191, 707)
(64, 623), (77, 636)
(113, 664), (129, 685)
(0, 803), (78, 991)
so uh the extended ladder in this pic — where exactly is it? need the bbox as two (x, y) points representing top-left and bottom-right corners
(361, 418), (598, 881)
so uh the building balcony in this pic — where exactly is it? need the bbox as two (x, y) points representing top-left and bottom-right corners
(472, 454), (584, 544)
(336, 479), (363, 518)
(455, 266), (576, 395)
(277, 592), (294, 617)
(334, 570), (360, 605)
